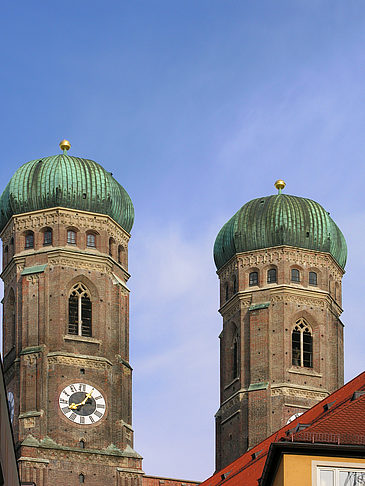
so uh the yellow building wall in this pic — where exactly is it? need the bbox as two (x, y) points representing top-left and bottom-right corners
(272, 454), (365, 486)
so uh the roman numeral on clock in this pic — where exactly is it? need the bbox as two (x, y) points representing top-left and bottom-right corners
(69, 385), (76, 393)
(80, 416), (85, 424)
(97, 404), (105, 409)
(94, 410), (102, 418)
(94, 395), (103, 400)
(61, 407), (70, 414)
(69, 412), (77, 421)
(89, 415), (95, 423)
(59, 398), (68, 404)
(78, 384), (86, 392)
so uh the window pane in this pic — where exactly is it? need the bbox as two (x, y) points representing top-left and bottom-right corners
(339, 471), (365, 486)
(81, 295), (92, 337)
(67, 231), (76, 244)
(319, 469), (334, 486)
(25, 233), (34, 249)
(249, 272), (258, 286)
(87, 234), (95, 247)
(44, 230), (52, 246)
(292, 330), (301, 366)
(225, 284), (229, 301)
(291, 269), (300, 282)
(68, 295), (78, 335)
(309, 271), (317, 285)
(267, 269), (277, 283)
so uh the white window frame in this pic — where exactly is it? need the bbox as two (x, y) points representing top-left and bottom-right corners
(312, 460), (365, 486)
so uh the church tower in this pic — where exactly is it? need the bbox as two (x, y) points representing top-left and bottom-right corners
(1, 141), (143, 485)
(213, 180), (347, 471)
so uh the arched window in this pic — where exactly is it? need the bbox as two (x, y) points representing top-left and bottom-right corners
(6, 289), (16, 352)
(67, 230), (76, 245)
(292, 318), (312, 368)
(249, 271), (258, 286)
(79, 473), (85, 484)
(68, 283), (92, 337)
(43, 228), (52, 246)
(86, 232), (96, 248)
(233, 337), (238, 379)
(109, 237), (115, 256)
(118, 245), (124, 264)
(225, 283), (229, 301)
(267, 268), (277, 283)
(309, 271), (317, 286)
(233, 276), (237, 294)
(25, 231), (34, 249)
(291, 268), (300, 283)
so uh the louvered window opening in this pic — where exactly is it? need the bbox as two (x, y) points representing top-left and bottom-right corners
(292, 319), (312, 368)
(67, 230), (76, 245)
(267, 268), (277, 283)
(86, 233), (96, 248)
(249, 271), (258, 286)
(68, 283), (92, 337)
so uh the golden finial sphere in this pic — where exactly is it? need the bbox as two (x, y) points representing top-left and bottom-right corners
(274, 179), (286, 191)
(59, 139), (71, 151)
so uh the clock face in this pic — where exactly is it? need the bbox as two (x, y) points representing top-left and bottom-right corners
(7, 391), (14, 423)
(59, 383), (106, 425)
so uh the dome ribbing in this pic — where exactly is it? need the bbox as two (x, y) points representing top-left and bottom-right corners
(214, 194), (347, 270)
(0, 153), (134, 233)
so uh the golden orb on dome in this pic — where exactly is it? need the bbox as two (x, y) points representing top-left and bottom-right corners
(59, 139), (71, 152)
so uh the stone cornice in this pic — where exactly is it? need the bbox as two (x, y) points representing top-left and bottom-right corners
(217, 245), (344, 280)
(219, 285), (343, 316)
(1, 206), (131, 242)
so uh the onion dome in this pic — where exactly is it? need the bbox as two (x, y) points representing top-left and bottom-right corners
(0, 140), (134, 233)
(214, 180), (347, 270)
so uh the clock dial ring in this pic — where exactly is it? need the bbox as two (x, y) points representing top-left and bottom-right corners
(59, 383), (106, 425)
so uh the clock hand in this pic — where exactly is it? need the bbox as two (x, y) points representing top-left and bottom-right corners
(68, 388), (94, 409)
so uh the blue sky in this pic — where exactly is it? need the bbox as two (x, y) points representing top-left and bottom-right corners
(2, 0), (365, 480)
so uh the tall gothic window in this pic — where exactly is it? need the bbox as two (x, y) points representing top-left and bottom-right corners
(233, 276), (237, 294)
(291, 268), (300, 282)
(43, 228), (52, 246)
(68, 283), (92, 337)
(233, 337), (238, 379)
(118, 245), (124, 264)
(25, 231), (34, 249)
(225, 283), (229, 301)
(292, 318), (312, 368)
(267, 268), (277, 283)
(67, 230), (76, 245)
(249, 271), (258, 286)
(309, 271), (317, 286)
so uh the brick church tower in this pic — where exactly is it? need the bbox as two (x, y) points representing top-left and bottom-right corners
(1, 141), (143, 485)
(213, 180), (347, 471)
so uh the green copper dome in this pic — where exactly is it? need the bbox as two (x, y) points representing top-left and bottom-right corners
(0, 151), (134, 233)
(214, 193), (347, 270)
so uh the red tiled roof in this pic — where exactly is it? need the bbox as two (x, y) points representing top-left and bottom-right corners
(200, 371), (365, 486)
